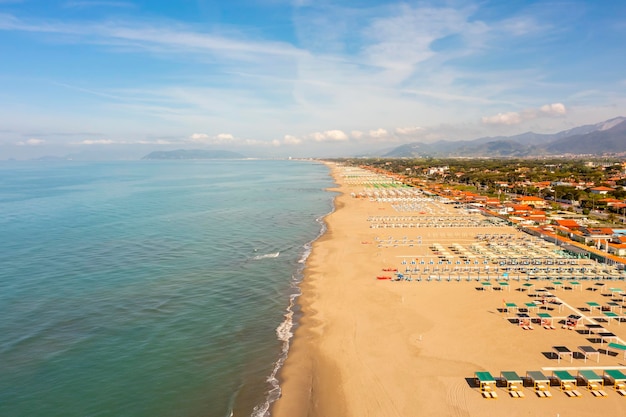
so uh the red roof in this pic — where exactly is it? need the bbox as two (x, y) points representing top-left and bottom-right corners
(508, 204), (533, 211)
(586, 227), (614, 235)
(555, 219), (580, 228)
(591, 186), (615, 191)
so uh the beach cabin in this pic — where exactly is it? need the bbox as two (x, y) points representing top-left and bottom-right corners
(552, 370), (581, 397)
(500, 371), (525, 398)
(578, 370), (608, 397)
(526, 371), (552, 398)
(474, 371), (498, 399)
(603, 369), (626, 395)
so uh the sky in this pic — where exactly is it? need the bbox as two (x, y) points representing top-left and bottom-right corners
(1, 0), (626, 159)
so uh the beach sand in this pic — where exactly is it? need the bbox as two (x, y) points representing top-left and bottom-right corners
(271, 163), (626, 417)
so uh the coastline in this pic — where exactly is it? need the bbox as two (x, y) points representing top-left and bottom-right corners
(271, 161), (346, 417)
(271, 162), (626, 417)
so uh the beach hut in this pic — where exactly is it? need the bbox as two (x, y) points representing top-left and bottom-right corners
(526, 371), (552, 397)
(474, 371), (498, 398)
(500, 371), (524, 398)
(603, 369), (626, 395)
(552, 370), (581, 397)
(578, 370), (607, 397)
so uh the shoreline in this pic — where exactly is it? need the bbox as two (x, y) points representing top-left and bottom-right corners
(271, 162), (626, 417)
(271, 161), (346, 417)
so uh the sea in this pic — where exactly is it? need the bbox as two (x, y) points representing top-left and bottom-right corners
(0, 159), (336, 417)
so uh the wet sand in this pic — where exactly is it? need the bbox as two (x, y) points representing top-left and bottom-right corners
(271, 163), (626, 417)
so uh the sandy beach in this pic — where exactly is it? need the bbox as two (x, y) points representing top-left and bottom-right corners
(271, 162), (626, 417)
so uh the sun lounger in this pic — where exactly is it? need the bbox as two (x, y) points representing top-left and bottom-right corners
(507, 384), (525, 398)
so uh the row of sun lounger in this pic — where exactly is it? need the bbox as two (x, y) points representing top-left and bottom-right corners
(475, 369), (626, 399)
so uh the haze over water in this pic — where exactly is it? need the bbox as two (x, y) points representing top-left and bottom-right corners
(0, 159), (335, 417)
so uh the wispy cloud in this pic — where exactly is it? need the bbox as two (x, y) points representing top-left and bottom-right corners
(0, 13), (303, 59)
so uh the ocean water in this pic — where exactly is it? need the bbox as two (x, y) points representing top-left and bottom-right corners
(0, 159), (335, 417)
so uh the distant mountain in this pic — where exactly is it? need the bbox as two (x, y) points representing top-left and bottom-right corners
(546, 118), (626, 154)
(383, 116), (626, 157)
(142, 149), (245, 160)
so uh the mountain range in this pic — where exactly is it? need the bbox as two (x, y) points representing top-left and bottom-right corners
(382, 117), (626, 158)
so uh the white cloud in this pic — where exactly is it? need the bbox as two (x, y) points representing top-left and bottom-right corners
(310, 130), (348, 142)
(369, 128), (388, 138)
(16, 138), (45, 146)
(482, 103), (567, 125)
(540, 102), (566, 116)
(79, 139), (115, 145)
(481, 111), (522, 125)
(283, 134), (302, 145)
(190, 133), (210, 141)
(350, 130), (364, 139)
(188, 132), (235, 144)
(394, 126), (423, 135)
(216, 133), (234, 141)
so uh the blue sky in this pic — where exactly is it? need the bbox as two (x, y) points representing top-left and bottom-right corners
(1, 0), (625, 159)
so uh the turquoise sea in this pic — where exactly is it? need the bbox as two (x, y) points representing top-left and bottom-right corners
(0, 160), (335, 417)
